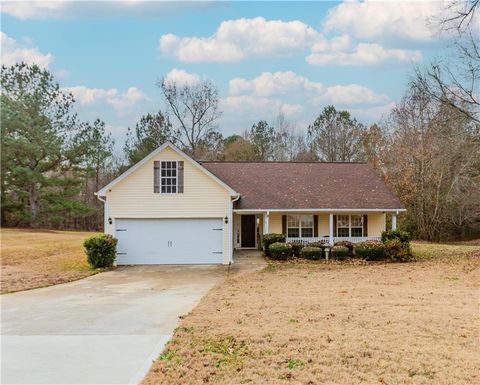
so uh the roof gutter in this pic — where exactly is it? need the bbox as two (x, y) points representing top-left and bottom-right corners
(233, 208), (407, 213)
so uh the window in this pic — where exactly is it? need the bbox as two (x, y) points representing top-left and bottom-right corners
(287, 215), (314, 238)
(337, 215), (363, 237)
(337, 215), (350, 237)
(350, 215), (363, 237)
(161, 161), (177, 194)
(287, 215), (299, 238)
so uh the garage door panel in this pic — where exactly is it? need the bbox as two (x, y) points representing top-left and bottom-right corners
(115, 218), (223, 265)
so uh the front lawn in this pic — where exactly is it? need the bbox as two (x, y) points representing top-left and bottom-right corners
(143, 242), (479, 385)
(1, 228), (100, 294)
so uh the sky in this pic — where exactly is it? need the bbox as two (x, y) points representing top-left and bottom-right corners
(1, 0), (449, 149)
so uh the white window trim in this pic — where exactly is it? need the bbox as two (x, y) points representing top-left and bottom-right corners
(160, 160), (178, 195)
(337, 214), (363, 237)
(287, 214), (314, 238)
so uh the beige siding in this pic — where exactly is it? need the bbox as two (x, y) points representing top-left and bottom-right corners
(367, 212), (385, 237)
(269, 213), (283, 234)
(105, 147), (232, 263)
(318, 213), (330, 237)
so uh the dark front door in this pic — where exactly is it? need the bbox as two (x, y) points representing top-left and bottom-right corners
(241, 215), (256, 248)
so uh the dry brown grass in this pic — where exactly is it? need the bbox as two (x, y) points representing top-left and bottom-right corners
(1, 228), (99, 293)
(143, 243), (480, 385)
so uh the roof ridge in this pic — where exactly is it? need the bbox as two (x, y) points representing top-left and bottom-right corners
(199, 160), (368, 164)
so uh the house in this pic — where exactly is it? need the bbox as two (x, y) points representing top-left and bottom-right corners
(96, 142), (405, 265)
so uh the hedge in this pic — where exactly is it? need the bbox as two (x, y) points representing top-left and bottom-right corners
(355, 240), (385, 261)
(334, 240), (354, 257)
(263, 233), (286, 256)
(268, 242), (292, 260)
(384, 238), (413, 262)
(301, 246), (322, 260)
(288, 241), (304, 257)
(331, 245), (349, 260)
(381, 230), (410, 244)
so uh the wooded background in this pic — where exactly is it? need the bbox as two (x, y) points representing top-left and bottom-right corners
(1, 1), (479, 241)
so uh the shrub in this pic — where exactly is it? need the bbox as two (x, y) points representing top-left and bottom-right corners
(288, 241), (304, 257)
(384, 238), (413, 262)
(334, 240), (354, 256)
(263, 233), (286, 256)
(268, 242), (292, 260)
(381, 230), (410, 244)
(308, 240), (327, 249)
(301, 246), (322, 260)
(331, 245), (350, 260)
(83, 234), (117, 268)
(355, 240), (385, 261)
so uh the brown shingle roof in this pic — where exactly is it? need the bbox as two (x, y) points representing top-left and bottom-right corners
(200, 161), (404, 210)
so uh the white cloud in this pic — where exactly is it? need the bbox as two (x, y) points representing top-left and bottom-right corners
(229, 71), (324, 97)
(158, 15), (428, 66)
(315, 84), (390, 105)
(1, 31), (54, 68)
(307, 43), (422, 66)
(323, 0), (443, 41)
(1, 1), (214, 20)
(220, 71), (392, 131)
(159, 17), (320, 62)
(107, 87), (148, 111)
(163, 68), (200, 87)
(228, 71), (389, 106)
(64, 85), (148, 112)
(64, 86), (117, 105)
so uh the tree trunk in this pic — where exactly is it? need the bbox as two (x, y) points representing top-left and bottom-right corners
(28, 183), (39, 226)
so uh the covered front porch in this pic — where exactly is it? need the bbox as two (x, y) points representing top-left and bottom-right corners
(233, 210), (400, 250)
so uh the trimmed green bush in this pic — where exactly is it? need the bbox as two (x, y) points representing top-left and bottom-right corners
(384, 238), (413, 262)
(334, 240), (354, 256)
(308, 241), (327, 249)
(301, 246), (322, 260)
(263, 233), (286, 256)
(268, 242), (292, 260)
(331, 245), (349, 260)
(355, 240), (385, 261)
(83, 234), (117, 268)
(288, 241), (304, 257)
(381, 230), (410, 244)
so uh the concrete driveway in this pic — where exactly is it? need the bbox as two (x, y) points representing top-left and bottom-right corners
(1, 265), (228, 385)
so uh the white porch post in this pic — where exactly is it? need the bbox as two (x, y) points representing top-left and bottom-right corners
(263, 211), (270, 234)
(329, 213), (334, 245)
(392, 213), (397, 230)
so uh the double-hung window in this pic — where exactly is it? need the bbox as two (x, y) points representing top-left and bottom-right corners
(161, 161), (177, 194)
(337, 215), (363, 237)
(350, 215), (363, 237)
(287, 215), (314, 238)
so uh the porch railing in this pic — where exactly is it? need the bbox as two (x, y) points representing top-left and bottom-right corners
(285, 236), (382, 245)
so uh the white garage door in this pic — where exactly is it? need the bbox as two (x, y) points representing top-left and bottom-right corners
(114, 218), (224, 265)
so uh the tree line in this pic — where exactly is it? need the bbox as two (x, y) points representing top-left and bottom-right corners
(1, 1), (479, 240)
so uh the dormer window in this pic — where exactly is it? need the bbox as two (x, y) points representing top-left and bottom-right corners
(161, 161), (177, 194)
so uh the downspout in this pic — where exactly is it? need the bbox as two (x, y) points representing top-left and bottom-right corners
(229, 193), (241, 264)
(94, 192), (109, 234)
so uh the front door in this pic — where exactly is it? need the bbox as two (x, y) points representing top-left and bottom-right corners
(241, 215), (256, 248)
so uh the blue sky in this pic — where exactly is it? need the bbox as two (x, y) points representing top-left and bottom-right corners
(1, 1), (447, 148)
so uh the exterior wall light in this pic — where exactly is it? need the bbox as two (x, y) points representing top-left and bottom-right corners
(224, 216), (228, 224)
(108, 217), (113, 225)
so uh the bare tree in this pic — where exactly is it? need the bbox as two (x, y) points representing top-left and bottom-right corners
(439, 0), (479, 32)
(159, 79), (221, 158)
(414, 0), (480, 122)
(382, 82), (480, 240)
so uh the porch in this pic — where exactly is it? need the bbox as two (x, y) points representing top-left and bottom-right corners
(233, 210), (399, 250)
